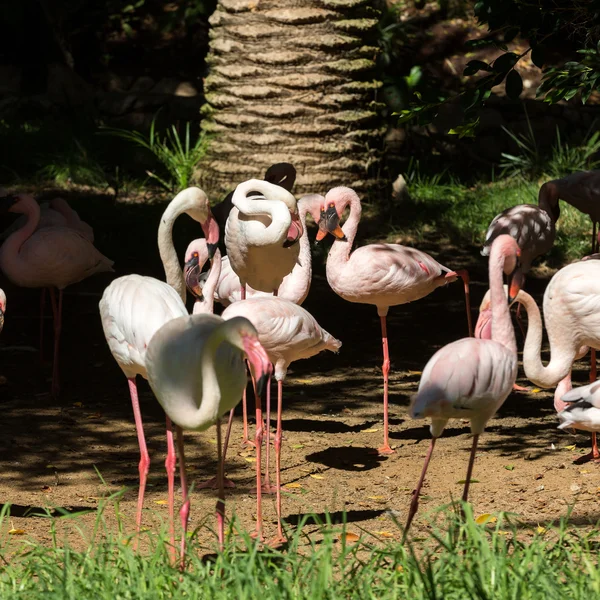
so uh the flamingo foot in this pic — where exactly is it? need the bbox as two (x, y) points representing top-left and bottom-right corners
(197, 475), (235, 490)
(573, 451), (600, 465)
(250, 483), (279, 495)
(267, 534), (287, 547)
(242, 438), (256, 448)
(513, 383), (530, 392)
(249, 530), (264, 542)
(377, 444), (395, 456)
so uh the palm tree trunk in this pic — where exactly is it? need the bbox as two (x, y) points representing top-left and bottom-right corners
(198, 0), (383, 198)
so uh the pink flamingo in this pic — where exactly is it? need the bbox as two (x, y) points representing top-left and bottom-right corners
(0, 288), (5, 333)
(316, 187), (473, 455)
(558, 379), (600, 437)
(403, 235), (521, 540)
(145, 313), (271, 563)
(99, 187), (219, 561)
(221, 296), (341, 543)
(539, 170), (600, 253)
(225, 179), (303, 295)
(0, 193), (113, 397)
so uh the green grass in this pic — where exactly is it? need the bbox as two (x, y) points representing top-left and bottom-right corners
(2, 501), (600, 599)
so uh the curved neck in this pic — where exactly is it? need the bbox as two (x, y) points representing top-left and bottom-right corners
(488, 249), (516, 354)
(296, 205), (311, 274)
(518, 292), (575, 387)
(328, 195), (361, 263)
(193, 249), (222, 314)
(2, 197), (40, 261)
(554, 372), (572, 413)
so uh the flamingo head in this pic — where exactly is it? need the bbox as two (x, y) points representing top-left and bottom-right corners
(297, 193), (325, 231)
(492, 235), (522, 303)
(316, 187), (359, 242)
(264, 162), (296, 192)
(184, 239), (210, 301)
(283, 210), (303, 248)
(200, 210), (219, 260)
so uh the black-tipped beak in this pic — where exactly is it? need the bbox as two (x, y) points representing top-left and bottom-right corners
(506, 262), (523, 304)
(317, 205), (346, 242)
(0, 195), (17, 214)
(184, 255), (202, 300)
(206, 242), (217, 260)
(256, 372), (269, 399)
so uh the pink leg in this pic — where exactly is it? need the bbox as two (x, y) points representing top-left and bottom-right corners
(197, 409), (236, 489)
(579, 358), (600, 463)
(403, 437), (437, 543)
(462, 434), (479, 503)
(39, 288), (46, 363)
(270, 379), (285, 545)
(127, 377), (150, 547)
(252, 374), (264, 541)
(378, 315), (394, 455)
(165, 416), (177, 565)
(262, 378), (277, 493)
(49, 288), (62, 398)
(452, 269), (473, 338)
(176, 427), (189, 571)
(215, 418), (225, 551)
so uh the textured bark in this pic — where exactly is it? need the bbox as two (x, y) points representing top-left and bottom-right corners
(198, 0), (384, 198)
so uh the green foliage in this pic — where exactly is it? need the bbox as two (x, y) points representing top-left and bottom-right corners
(2, 501), (600, 599)
(105, 118), (211, 192)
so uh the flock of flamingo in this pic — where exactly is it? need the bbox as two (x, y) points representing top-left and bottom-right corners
(1, 165), (600, 566)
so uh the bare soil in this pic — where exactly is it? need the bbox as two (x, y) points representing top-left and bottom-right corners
(0, 192), (598, 557)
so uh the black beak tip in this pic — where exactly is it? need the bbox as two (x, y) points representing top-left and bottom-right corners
(256, 372), (269, 398)
(206, 243), (217, 260)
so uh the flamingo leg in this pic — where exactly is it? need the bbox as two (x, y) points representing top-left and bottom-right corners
(197, 409), (236, 489)
(271, 379), (285, 545)
(252, 375), (264, 540)
(176, 426), (189, 571)
(39, 288), (46, 363)
(451, 269), (473, 337)
(461, 434), (480, 503)
(127, 377), (150, 547)
(403, 437), (437, 543)
(165, 416), (177, 565)
(262, 378), (276, 493)
(49, 288), (62, 398)
(378, 314), (395, 455)
(215, 418), (225, 552)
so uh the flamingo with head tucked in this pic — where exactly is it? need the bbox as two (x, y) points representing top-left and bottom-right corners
(403, 235), (521, 540)
(0, 193), (113, 397)
(225, 179), (303, 296)
(317, 187), (473, 455)
(145, 313), (271, 563)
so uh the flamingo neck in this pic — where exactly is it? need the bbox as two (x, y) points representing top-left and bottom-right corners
(296, 205), (312, 280)
(328, 194), (361, 264)
(194, 249), (222, 314)
(554, 372), (572, 413)
(518, 292), (575, 387)
(488, 248), (516, 354)
(2, 197), (40, 260)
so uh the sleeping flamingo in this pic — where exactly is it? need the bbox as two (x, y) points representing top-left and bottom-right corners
(99, 187), (218, 560)
(0, 193), (113, 397)
(145, 313), (271, 560)
(203, 194), (323, 307)
(225, 179), (303, 295)
(212, 163), (296, 256)
(539, 170), (600, 253)
(317, 187), (472, 454)
(403, 235), (521, 540)
(558, 379), (600, 438)
(221, 296), (342, 543)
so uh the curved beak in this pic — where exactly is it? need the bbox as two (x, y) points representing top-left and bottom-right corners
(506, 262), (523, 304)
(200, 213), (219, 260)
(184, 254), (203, 300)
(243, 336), (272, 401)
(316, 205), (345, 242)
(283, 210), (303, 248)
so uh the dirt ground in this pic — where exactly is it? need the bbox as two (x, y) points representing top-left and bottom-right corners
(1, 192), (599, 556)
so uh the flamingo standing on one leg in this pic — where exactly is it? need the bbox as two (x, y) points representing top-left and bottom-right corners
(225, 179), (303, 296)
(220, 296), (341, 543)
(403, 235), (521, 541)
(99, 187), (219, 559)
(316, 187), (473, 455)
(145, 313), (271, 561)
(0, 193), (113, 397)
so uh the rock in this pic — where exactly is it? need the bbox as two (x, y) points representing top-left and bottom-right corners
(391, 174), (411, 203)
(174, 82), (198, 97)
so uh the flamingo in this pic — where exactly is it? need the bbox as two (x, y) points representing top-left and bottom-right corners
(539, 170), (600, 253)
(403, 235), (521, 540)
(558, 380), (600, 437)
(316, 187), (473, 454)
(202, 194), (323, 307)
(220, 296), (342, 543)
(212, 163), (297, 256)
(0, 288), (5, 333)
(494, 266), (600, 462)
(0, 193), (113, 397)
(225, 179), (303, 295)
(99, 187), (218, 559)
(145, 313), (271, 559)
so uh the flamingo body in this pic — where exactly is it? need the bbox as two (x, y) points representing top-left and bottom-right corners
(559, 381), (600, 432)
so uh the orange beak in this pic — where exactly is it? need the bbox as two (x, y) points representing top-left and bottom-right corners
(316, 204), (346, 241)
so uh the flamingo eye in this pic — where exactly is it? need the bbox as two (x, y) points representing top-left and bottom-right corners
(329, 203), (335, 208)
(193, 252), (198, 258)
